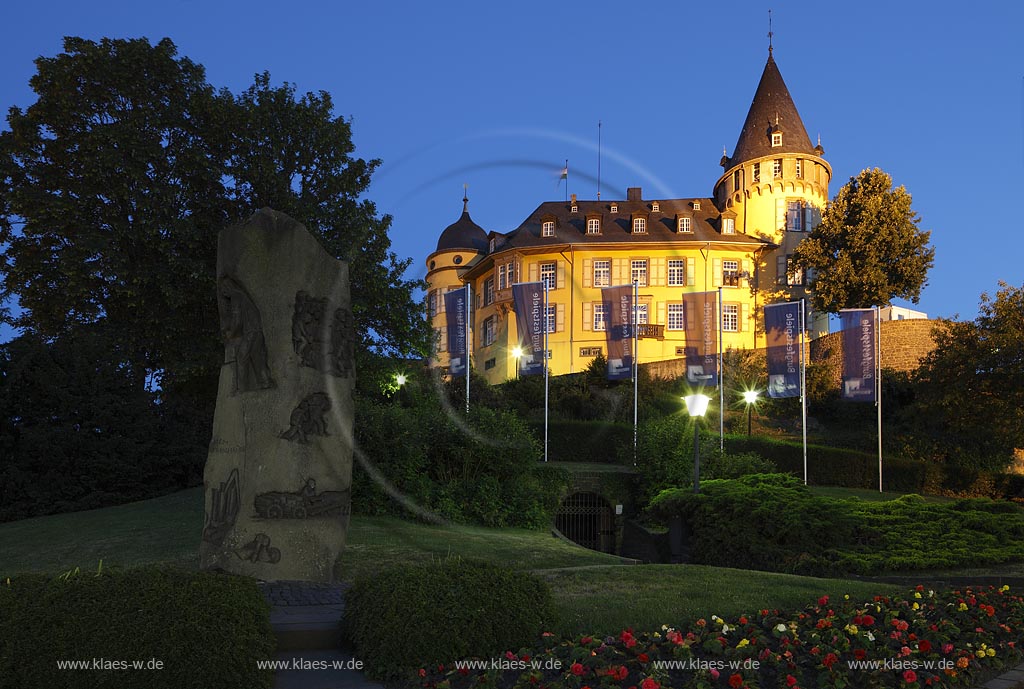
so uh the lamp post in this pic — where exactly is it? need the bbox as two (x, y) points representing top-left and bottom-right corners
(683, 394), (712, 493)
(511, 346), (523, 379)
(394, 373), (407, 388)
(742, 390), (760, 437)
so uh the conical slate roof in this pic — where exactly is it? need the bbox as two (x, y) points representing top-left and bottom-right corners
(730, 53), (816, 167)
(436, 198), (488, 253)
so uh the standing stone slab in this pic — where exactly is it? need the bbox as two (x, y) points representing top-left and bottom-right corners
(200, 208), (354, 582)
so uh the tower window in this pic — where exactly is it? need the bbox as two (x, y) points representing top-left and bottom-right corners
(773, 159), (782, 179)
(772, 132), (783, 147)
(632, 217), (647, 234)
(733, 170), (741, 191)
(678, 217), (691, 233)
(795, 158), (803, 179)
(542, 221), (555, 237)
(753, 162), (761, 183)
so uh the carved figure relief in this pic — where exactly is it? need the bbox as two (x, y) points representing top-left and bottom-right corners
(290, 291), (354, 378)
(202, 468), (240, 545)
(329, 307), (355, 378)
(236, 533), (281, 564)
(219, 276), (274, 393)
(280, 392), (331, 443)
(254, 478), (351, 519)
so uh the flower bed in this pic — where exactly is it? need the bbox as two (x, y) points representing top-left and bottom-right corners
(417, 586), (1023, 689)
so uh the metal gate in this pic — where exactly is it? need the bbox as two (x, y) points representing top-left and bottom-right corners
(555, 492), (616, 553)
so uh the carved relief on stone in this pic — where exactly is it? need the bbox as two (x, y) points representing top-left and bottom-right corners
(254, 478), (351, 520)
(291, 291), (329, 370)
(329, 307), (355, 378)
(218, 276), (274, 393)
(202, 468), (240, 546)
(236, 533), (281, 564)
(279, 392), (331, 444)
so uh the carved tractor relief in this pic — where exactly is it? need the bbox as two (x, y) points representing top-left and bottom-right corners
(254, 478), (351, 520)
(280, 392), (331, 444)
(219, 276), (274, 394)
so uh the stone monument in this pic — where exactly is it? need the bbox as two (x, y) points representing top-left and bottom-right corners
(200, 208), (354, 582)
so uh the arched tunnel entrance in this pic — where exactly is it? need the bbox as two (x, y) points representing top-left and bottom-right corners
(554, 491), (616, 553)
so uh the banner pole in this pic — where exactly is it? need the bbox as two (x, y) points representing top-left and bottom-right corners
(465, 283), (471, 415)
(801, 299), (808, 485)
(544, 282), (550, 463)
(633, 280), (639, 465)
(718, 287), (724, 451)
(877, 306), (883, 492)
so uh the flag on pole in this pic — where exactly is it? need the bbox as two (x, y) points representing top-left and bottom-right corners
(511, 282), (546, 376)
(443, 287), (469, 377)
(559, 164), (568, 182)
(840, 308), (877, 402)
(602, 284), (634, 380)
(681, 291), (718, 386)
(764, 301), (802, 398)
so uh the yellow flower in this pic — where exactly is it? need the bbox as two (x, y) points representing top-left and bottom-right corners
(737, 639), (749, 648)
(914, 592), (922, 599)
(958, 603), (969, 611)
(912, 602), (920, 610)
(1001, 585), (1010, 592)
(976, 650), (986, 658)
(987, 648), (996, 657)
(653, 632), (661, 638)
(844, 594), (850, 600)
(845, 624), (859, 635)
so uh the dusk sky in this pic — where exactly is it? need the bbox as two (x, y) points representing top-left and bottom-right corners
(2, 1), (1022, 342)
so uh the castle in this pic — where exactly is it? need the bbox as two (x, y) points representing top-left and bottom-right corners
(426, 48), (832, 384)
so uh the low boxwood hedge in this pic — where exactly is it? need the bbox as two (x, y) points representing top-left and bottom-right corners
(0, 566), (274, 689)
(343, 558), (557, 682)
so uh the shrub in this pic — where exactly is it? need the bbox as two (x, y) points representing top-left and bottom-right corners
(528, 419), (634, 464)
(0, 567), (274, 688)
(343, 559), (557, 682)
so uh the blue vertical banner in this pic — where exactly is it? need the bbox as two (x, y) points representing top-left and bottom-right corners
(682, 291), (718, 386)
(764, 301), (801, 398)
(841, 308), (877, 402)
(602, 284), (634, 380)
(512, 282), (546, 376)
(443, 287), (469, 377)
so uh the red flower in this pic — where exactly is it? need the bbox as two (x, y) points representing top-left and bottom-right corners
(861, 615), (876, 626)
(641, 678), (659, 689)
(637, 653), (649, 663)
(418, 669), (427, 677)
(787, 675), (798, 687)
(728, 673), (744, 688)
(854, 649), (867, 660)
(570, 663), (585, 676)
(739, 616), (748, 625)
(941, 643), (954, 655)
(919, 640), (932, 653)
(580, 636), (593, 644)
(903, 669), (918, 683)
(823, 653), (838, 669)
(710, 668), (720, 680)
(818, 595), (829, 606)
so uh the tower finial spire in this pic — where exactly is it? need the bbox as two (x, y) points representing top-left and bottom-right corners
(768, 9), (774, 56)
(462, 183), (468, 213)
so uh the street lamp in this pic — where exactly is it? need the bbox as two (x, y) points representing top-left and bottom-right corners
(742, 390), (760, 437)
(683, 394), (712, 493)
(394, 373), (407, 388)
(511, 346), (523, 379)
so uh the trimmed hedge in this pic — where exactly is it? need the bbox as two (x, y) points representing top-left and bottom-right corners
(0, 567), (274, 689)
(724, 434), (1024, 500)
(527, 420), (633, 464)
(344, 559), (557, 682)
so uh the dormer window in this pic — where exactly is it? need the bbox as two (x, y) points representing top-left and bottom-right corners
(652, 202), (660, 212)
(610, 204), (618, 213)
(586, 216), (601, 235)
(632, 217), (647, 234)
(678, 217), (692, 233)
(571, 204), (578, 213)
(693, 201), (701, 211)
(722, 218), (736, 234)
(772, 132), (783, 147)
(489, 238), (497, 253)
(542, 220), (555, 237)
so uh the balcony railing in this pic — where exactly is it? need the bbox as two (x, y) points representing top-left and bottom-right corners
(637, 324), (664, 340)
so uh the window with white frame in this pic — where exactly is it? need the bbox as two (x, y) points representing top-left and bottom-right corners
(722, 218), (735, 234)
(773, 158), (782, 179)
(667, 259), (687, 286)
(652, 202), (660, 212)
(787, 200), (804, 231)
(678, 217), (691, 233)
(667, 303), (686, 331)
(772, 132), (783, 147)
(787, 256), (804, 286)
(632, 217), (646, 233)
(752, 162), (761, 183)
(571, 204), (578, 213)
(722, 303), (739, 332)
(483, 278), (494, 306)
(482, 316), (496, 346)
(544, 305), (556, 333)
(541, 221), (555, 237)
(610, 204), (618, 213)
(539, 262), (556, 290)
(722, 259), (740, 287)
(593, 259), (610, 287)
(630, 259), (648, 287)
(633, 303), (648, 325)
(593, 302), (607, 331)
(497, 261), (516, 290)
(587, 218), (601, 234)
(693, 201), (701, 210)
(428, 289), (438, 317)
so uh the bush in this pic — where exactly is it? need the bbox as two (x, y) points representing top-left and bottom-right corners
(0, 567), (274, 688)
(528, 419), (634, 463)
(343, 559), (557, 682)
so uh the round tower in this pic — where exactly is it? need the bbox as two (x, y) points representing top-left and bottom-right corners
(424, 195), (487, 369)
(714, 49), (832, 336)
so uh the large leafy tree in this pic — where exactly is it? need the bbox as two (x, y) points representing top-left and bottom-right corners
(793, 168), (934, 313)
(910, 282), (1024, 469)
(0, 37), (429, 395)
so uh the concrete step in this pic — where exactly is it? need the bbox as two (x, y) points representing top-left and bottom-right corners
(271, 603), (345, 652)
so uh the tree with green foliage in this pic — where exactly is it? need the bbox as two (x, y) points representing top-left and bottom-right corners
(0, 37), (429, 396)
(792, 168), (934, 313)
(910, 282), (1024, 469)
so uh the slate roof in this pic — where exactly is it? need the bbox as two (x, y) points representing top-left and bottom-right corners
(727, 53), (817, 168)
(435, 200), (488, 253)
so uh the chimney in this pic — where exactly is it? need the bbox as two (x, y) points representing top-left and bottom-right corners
(626, 187), (642, 201)
(570, 193), (577, 204)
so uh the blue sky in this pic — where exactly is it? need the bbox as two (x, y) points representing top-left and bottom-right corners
(2, 0), (1022, 343)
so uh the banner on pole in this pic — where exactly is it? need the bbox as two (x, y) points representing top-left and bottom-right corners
(512, 282), (546, 376)
(443, 287), (469, 377)
(840, 308), (877, 402)
(764, 301), (802, 398)
(602, 285), (634, 380)
(681, 291), (718, 386)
